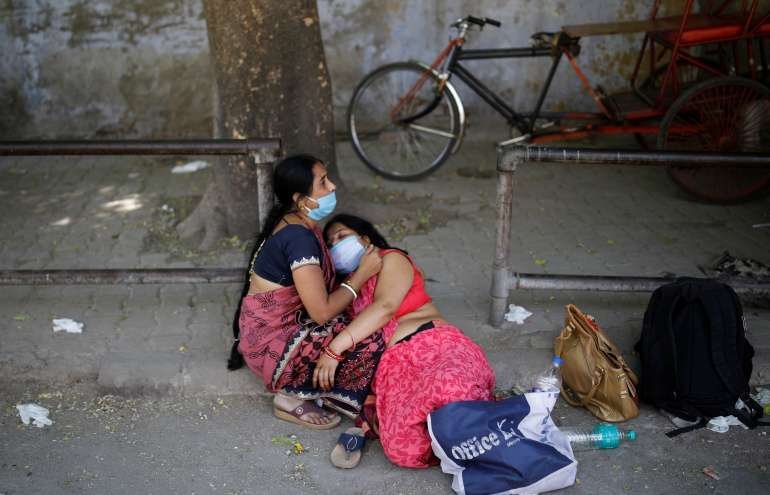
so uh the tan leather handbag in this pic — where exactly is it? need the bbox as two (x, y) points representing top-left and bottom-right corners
(554, 304), (639, 422)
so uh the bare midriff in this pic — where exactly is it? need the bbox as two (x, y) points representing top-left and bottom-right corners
(247, 272), (284, 294)
(388, 301), (443, 347)
(247, 272), (443, 347)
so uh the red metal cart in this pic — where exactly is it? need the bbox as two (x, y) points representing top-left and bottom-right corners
(549, 0), (770, 202)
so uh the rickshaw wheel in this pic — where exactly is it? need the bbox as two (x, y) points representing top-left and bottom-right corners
(640, 62), (703, 99)
(657, 77), (770, 203)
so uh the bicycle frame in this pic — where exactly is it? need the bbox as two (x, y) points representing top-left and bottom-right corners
(435, 33), (587, 135)
(452, 45), (555, 134)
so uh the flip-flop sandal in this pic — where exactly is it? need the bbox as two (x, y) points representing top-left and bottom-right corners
(273, 400), (341, 430)
(330, 427), (366, 469)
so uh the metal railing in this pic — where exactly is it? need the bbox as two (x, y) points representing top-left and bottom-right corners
(0, 139), (280, 285)
(490, 145), (770, 326)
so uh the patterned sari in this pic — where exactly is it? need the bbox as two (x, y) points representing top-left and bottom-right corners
(238, 226), (384, 417)
(351, 252), (496, 468)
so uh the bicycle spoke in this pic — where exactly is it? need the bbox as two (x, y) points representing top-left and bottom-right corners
(407, 123), (457, 139)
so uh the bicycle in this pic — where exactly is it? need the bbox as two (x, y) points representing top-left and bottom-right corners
(347, 10), (770, 202)
(347, 15), (578, 181)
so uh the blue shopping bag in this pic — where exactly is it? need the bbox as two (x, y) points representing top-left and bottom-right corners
(428, 392), (576, 495)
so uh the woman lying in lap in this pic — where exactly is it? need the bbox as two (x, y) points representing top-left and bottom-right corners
(318, 214), (496, 468)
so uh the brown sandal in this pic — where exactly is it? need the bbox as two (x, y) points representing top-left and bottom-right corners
(273, 400), (341, 430)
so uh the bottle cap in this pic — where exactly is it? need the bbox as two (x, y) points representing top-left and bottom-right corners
(552, 356), (564, 366)
(627, 430), (637, 441)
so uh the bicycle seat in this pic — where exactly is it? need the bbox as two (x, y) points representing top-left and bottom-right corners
(530, 32), (558, 48)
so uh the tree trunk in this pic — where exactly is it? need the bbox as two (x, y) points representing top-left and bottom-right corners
(179, 0), (336, 250)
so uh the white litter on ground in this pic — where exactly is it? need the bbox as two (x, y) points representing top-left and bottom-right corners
(52, 318), (84, 334)
(706, 415), (747, 433)
(16, 403), (53, 428)
(171, 160), (210, 174)
(504, 304), (533, 324)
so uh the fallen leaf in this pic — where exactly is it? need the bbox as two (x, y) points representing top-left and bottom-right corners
(534, 258), (547, 266)
(702, 466), (722, 480)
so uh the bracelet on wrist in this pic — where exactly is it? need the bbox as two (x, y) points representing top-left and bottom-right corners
(323, 346), (345, 362)
(340, 282), (358, 300)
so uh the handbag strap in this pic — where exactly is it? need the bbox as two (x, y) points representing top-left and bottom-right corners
(569, 305), (640, 386)
(560, 368), (604, 407)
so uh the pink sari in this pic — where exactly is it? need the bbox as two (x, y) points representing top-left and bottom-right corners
(238, 226), (384, 416)
(351, 253), (496, 468)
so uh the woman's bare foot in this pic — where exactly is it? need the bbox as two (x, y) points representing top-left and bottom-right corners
(273, 394), (338, 427)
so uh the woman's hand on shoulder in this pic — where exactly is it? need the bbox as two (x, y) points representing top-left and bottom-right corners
(355, 245), (382, 279)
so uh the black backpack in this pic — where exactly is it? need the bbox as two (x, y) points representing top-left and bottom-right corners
(634, 277), (766, 436)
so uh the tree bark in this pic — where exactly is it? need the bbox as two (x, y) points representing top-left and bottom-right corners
(179, 0), (336, 250)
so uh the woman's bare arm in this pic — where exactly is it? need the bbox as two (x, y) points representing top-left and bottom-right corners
(313, 251), (413, 390)
(293, 246), (382, 325)
(329, 251), (413, 354)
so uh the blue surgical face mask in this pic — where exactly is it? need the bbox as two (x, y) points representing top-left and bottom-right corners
(331, 235), (365, 274)
(305, 191), (336, 221)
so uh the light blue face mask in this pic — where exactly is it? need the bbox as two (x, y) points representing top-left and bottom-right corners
(330, 235), (365, 274)
(306, 191), (336, 221)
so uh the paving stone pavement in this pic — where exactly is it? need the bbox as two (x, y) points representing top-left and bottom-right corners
(2, 129), (770, 494)
(1, 129), (769, 395)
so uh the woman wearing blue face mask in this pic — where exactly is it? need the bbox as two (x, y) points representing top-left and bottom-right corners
(321, 214), (495, 468)
(228, 155), (385, 430)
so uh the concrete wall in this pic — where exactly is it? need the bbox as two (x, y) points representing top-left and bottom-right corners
(1, 0), (659, 139)
(0, 0), (212, 139)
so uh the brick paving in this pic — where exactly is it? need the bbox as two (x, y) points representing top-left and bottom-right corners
(1, 132), (769, 393)
(2, 130), (770, 494)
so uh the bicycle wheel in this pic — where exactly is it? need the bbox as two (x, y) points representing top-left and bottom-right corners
(657, 77), (770, 203)
(347, 62), (461, 181)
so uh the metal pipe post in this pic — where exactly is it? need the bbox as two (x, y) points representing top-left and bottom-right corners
(512, 272), (770, 293)
(489, 147), (518, 326)
(490, 144), (770, 327)
(0, 139), (280, 157)
(0, 268), (245, 285)
(497, 145), (770, 169)
(251, 148), (278, 230)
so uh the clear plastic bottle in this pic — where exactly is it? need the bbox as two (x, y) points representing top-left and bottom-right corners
(530, 356), (564, 392)
(561, 423), (637, 451)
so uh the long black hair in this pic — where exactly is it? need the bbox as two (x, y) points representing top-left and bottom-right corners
(227, 154), (320, 370)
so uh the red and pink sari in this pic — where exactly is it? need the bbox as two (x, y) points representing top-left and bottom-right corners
(238, 226), (384, 417)
(351, 251), (496, 468)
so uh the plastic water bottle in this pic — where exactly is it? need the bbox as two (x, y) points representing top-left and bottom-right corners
(561, 423), (637, 451)
(530, 356), (563, 392)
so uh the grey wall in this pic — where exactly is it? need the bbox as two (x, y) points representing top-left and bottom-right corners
(1, 0), (657, 139)
(1, 0), (212, 139)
